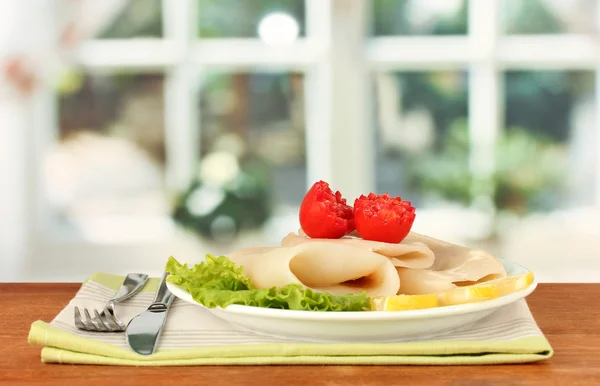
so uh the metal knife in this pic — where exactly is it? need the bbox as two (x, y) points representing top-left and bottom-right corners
(125, 272), (175, 355)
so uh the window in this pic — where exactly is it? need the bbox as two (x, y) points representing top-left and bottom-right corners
(25, 0), (600, 281)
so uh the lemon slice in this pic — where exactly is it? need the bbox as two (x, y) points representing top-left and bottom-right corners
(438, 272), (535, 306)
(475, 271), (534, 296)
(371, 294), (438, 311)
(437, 285), (499, 306)
(371, 272), (534, 311)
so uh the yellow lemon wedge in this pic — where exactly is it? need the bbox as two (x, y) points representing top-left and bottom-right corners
(437, 285), (499, 306)
(371, 272), (534, 311)
(438, 272), (535, 306)
(477, 271), (534, 296)
(371, 294), (439, 311)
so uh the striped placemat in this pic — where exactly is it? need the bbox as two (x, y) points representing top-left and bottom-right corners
(28, 273), (554, 365)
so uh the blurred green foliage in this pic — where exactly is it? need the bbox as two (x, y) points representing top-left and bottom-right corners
(408, 120), (569, 213)
(373, 0), (468, 35)
(502, 0), (562, 34)
(98, 0), (163, 38)
(172, 156), (274, 242)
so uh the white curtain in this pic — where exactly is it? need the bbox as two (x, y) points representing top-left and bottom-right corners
(0, 0), (126, 281)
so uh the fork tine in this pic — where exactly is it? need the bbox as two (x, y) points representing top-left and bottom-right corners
(82, 308), (100, 331)
(102, 309), (122, 332)
(74, 306), (87, 330)
(93, 309), (110, 332)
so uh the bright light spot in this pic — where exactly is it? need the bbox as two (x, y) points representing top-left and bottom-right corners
(213, 133), (247, 158)
(187, 186), (226, 217)
(257, 12), (299, 47)
(199, 151), (240, 187)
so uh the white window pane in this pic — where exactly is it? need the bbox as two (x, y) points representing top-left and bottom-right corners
(197, 0), (305, 39)
(172, 72), (306, 244)
(97, 0), (163, 39)
(501, 0), (596, 35)
(375, 71), (470, 208)
(372, 0), (467, 36)
(503, 70), (596, 210)
(44, 72), (170, 243)
(500, 70), (598, 281)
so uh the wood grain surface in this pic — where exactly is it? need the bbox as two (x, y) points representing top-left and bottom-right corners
(0, 283), (598, 386)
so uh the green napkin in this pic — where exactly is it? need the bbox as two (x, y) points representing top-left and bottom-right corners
(28, 273), (553, 366)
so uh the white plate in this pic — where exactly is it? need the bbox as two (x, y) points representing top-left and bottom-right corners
(166, 259), (537, 342)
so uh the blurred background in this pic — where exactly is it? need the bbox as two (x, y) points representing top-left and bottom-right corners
(1, 0), (599, 282)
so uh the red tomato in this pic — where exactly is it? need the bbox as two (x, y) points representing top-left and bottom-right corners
(354, 192), (415, 243)
(299, 181), (355, 239)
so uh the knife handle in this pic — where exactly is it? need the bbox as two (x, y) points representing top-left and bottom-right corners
(149, 272), (175, 310)
(111, 273), (149, 304)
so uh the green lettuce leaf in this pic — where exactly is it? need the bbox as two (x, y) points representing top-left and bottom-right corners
(165, 255), (371, 312)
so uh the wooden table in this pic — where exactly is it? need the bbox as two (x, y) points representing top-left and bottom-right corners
(0, 283), (598, 386)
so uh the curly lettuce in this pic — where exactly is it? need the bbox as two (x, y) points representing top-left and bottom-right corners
(165, 255), (371, 312)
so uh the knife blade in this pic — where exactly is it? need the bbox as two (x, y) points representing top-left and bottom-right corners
(125, 272), (175, 355)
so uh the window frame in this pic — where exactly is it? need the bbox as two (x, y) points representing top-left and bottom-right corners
(21, 0), (600, 281)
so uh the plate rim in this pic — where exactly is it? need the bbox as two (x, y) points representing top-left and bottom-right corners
(166, 258), (536, 321)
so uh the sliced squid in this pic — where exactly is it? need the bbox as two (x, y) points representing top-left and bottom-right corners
(396, 233), (508, 295)
(281, 231), (435, 269)
(228, 241), (400, 297)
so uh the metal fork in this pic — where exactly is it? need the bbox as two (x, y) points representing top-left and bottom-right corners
(74, 273), (149, 332)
